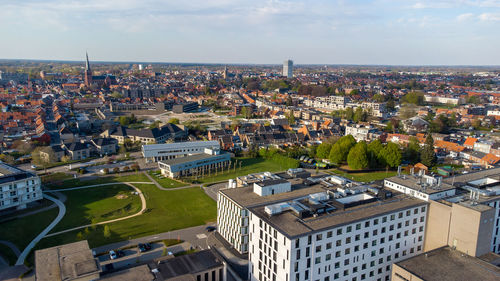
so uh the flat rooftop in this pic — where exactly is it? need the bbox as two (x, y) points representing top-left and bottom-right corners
(35, 240), (100, 281)
(99, 265), (154, 281)
(220, 184), (325, 208)
(249, 192), (426, 238)
(153, 249), (222, 280)
(385, 175), (455, 194)
(444, 167), (500, 185)
(158, 151), (228, 166)
(395, 247), (500, 281)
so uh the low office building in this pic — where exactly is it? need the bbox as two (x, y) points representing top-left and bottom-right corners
(35, 240), (101, 281)
(391, 246), (500, 281)
(149, 249), (225, 281)
(172, 102), (199, 113)
(101, 124), (186, 144)
(142, 140), (220, 163)
(0, 163), (42, 211)
(158, 149), (230, 179)
(35, 241), (225, 281)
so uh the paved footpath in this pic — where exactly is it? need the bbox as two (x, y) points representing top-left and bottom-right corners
(15, 193), (66, 265)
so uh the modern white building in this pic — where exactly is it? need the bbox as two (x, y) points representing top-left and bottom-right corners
(345, 124), (379, 142)
(218, 172), (428, 281)
(0, 163), (42, 211)
(142, 140), (220, 163)
(247, 186), (427, 281)
(283, 60), (293, 78)
(158, 149), (230, 179)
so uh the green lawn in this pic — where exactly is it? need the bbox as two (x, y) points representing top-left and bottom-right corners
(44, 172), (151, 190)
(0, 243), (17, 265)
(49, 184), (142, 233)
(148, 171), (188, 188)
(38, 184), (216, 249)
(327, 169), (397, 182)
(193, 157), (286, 184)
(0, 208), (59, 252)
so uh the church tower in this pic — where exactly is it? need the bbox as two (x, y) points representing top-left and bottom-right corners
(84, 52), (93, 86)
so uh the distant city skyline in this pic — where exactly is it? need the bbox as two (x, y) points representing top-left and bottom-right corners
(0, 0), (499, 65)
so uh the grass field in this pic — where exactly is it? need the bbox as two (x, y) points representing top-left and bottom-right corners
(148, 171), (188, 188)
(49, 184), (142, 233)
(194, 157), (286, 183)
(0, 208), (59, 253)
(327, 169), (397, 182)
(0, 243), (17, 265)
(38, 184), (216, 249)
(44, 172), (151, 190)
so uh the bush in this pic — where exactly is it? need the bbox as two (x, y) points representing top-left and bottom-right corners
(103, 168), (109, 174)
(122, 166), (130, 172)
(113, 167), (120, 173)
(131, 164), (140, 172)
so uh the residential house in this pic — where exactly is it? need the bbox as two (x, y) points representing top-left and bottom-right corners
(91, 138), (118, 155)
(63, 142), (90, 160)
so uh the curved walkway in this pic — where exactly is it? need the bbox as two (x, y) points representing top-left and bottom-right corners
(143, 171), (200, 191)
(44, 182), (147, 238)
(0, 240), (21, 258)
(16, 193), (66, 265)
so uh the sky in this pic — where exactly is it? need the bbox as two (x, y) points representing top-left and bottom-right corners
(0, 0), (499, 65)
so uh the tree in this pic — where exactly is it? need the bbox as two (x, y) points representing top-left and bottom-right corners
(103, 225), (111, 238)
(113, 167), (120, 173)
(168, 118), (180, 125)
(111, 91), (123, 99)
(403, 137), (421, 164)
(344, 107), (354, 120)
(421, 134), (437, 167)
(103, 168), (109, 174)
(330, 135), (356, 163)
(317, 142), (333, 159)
(367, 139), (385, 168)
(353, 107), (367, 122)
(400, 105), (417, 119)
(347, 141), (369, 170)
(382, 142), (402, 168)
(403, 91), (424, 105)
(286, 111), (296, 125)
(61, 155), (71, 163)
(329, 143), (343, 164)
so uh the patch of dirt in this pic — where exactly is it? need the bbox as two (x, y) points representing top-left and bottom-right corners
(115, 194), (128, 199)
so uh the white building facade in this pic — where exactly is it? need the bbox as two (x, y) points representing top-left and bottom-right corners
(0, 163), (42, 211)
(248, 204), (428, 281)
(142, 140), (220, 163)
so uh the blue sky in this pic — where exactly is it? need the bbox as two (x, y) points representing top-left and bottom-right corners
(0, 0), (499, 65)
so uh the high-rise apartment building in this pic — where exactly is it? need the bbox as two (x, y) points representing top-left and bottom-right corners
(217, 171), (428, 281)
(283, 60), (293, 78)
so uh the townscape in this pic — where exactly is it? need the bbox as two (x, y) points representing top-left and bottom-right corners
(1, 1), (500, 281)
(0, 55), (499, 281)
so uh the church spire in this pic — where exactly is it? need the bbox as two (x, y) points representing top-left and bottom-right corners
(85, 51), (90, 71)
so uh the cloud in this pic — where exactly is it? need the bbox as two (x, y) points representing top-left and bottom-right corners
(457, 13), (475, 21)
(478, 12), (500, 21)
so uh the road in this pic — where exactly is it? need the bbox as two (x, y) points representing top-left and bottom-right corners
(92, 224), (215, 255)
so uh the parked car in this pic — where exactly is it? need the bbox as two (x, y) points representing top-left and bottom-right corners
(109, 250), (117, 260)
(206, 226), (216, 232)
(109, 249), (125, 260)
(138, 243), (152, 252)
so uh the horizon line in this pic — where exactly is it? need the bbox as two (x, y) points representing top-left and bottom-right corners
(0, 58), (499, 68)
